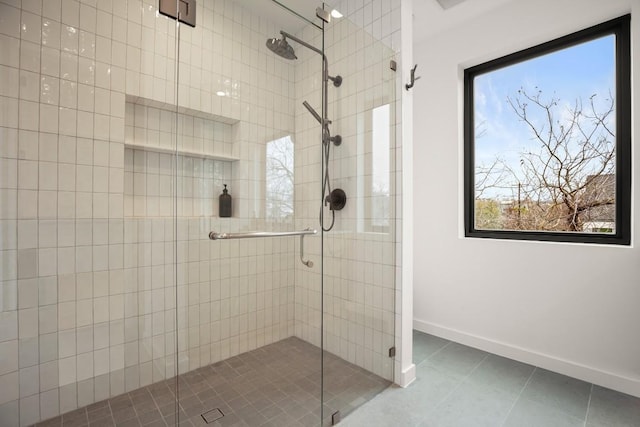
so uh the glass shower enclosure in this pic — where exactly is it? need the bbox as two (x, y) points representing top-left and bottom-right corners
(0, 0), (397, 426)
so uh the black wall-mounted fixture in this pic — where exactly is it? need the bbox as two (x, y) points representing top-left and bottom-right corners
(405, 64), (420, 90)
(326, 189), (347, 211)
(159, 0), (196, 27)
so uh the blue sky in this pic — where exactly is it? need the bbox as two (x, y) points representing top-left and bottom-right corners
(474, 34), (616, 199)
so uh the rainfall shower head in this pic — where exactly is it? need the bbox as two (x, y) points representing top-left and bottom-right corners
(265, 35), (297, 60)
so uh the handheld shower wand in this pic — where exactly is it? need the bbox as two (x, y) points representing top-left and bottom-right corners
(302, 101), (324, 125)
(303, 101), (342, 146)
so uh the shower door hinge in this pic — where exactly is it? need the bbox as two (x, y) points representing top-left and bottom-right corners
(159, 0), (196, 27)
(390, 60), (397, 71)
(316, 7), (331, 23)
(388, 346), (396, 358)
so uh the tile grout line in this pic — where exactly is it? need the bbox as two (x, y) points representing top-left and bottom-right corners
(412, 339), (453, 377)
(499, 366), (537, 427)
(419, 340), (452, 365)
(583, 383), (594, 427)
(414, 347), (491, 426)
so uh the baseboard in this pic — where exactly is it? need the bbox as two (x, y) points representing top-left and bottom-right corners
(395, 360), (416, 388)
(414, 318), (640, 398)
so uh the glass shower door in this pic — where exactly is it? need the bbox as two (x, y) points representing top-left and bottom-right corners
(163, 1), (398, 426)
(320, 6), (398, 425)
(171, 1), (327, 426)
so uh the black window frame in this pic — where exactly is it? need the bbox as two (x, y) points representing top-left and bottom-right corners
(464, 14), (631, 245)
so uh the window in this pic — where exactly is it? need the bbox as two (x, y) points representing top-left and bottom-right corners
(266, 136), (294, 221)
(370, 104), (391, 232)
(464, 15), (630, 245)
(357, 103), (392, 233)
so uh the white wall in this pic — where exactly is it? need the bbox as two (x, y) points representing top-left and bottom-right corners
(398, 0), (416, 387)
(413, 0), (640, 397)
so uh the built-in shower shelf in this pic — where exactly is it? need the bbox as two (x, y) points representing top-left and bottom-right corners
(126, 95), (239, 124)
(124, 142), (240, 162)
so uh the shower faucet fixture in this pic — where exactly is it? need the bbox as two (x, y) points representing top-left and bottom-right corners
(265, 34), (297, 60)
(302, 101), (324, 125)
(303, 101), (342, 146)
(328, 75), (342, 87)
(325, 189), (347, 211)
(327, 134), (341, 146)
(266, 29), (345, 232)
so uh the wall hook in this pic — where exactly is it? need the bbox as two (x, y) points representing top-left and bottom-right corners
(405, 64), (421, 90)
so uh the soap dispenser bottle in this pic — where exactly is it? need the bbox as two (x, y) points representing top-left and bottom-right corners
(219, 184), (232, 217)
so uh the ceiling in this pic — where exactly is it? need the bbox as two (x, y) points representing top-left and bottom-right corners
(233, 0), (338, 34)
(413, 0), (515, 43)
(231, 0), (515, 45)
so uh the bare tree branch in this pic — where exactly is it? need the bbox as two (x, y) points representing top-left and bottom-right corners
(478, 88), (615, 232)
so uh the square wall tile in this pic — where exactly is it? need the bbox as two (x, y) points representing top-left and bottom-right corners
(19, 338), (39, 369)
(19, 393), (39, 426)
(0, 400), (19, 427)
(38, 333), (57, 364)
(19, 366), (39, 398)
(0, 340), (18, 375)
(0, 372), (19, 405)
(40, 388), (60, 420)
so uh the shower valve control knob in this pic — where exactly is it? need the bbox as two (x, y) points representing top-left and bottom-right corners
(326, 189), (347, 211)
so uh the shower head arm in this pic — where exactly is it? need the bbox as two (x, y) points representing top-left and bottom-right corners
(280, 30), (324, 58)
(280, 31), (337, 146)
(279, 30), (331, 92)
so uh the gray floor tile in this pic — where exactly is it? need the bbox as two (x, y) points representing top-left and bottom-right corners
(37, 337), (389, 427)
(344, 332), (640, 427)
(421, 342), (489, 379)
(586, 385), (640, 427)
(466, 354), (535, 394)
(35, 331), (640, 427)
(342, 365), (463, 427)
(520, 368), (591, 420)
(413, 331), (450, 364)
(406, 368), (463, 408)
(338, 398), (426, 427)
(426, 381), (518, 427)
(503, 397), (585, 427)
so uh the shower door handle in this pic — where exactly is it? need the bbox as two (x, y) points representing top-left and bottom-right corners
(208, 228), (317, 268)
(208, 228), (317, 240)
(299, 233), (313, 268)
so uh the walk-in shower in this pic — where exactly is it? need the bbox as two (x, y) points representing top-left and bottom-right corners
(266, 30), (346, 231)
(1, 0), (398, 424)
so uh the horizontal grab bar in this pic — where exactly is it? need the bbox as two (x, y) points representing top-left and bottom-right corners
(209, 228), (317, 240)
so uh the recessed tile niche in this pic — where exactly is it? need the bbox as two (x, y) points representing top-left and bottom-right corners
(123, 96), (238, 218)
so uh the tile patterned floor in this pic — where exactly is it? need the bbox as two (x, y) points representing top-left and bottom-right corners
(341, 331), (640, 427)
(33, 337), (390, 427)
(32, 332), (640, 427)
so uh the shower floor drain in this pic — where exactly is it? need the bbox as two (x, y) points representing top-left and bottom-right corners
(201, 408), (224, 424)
